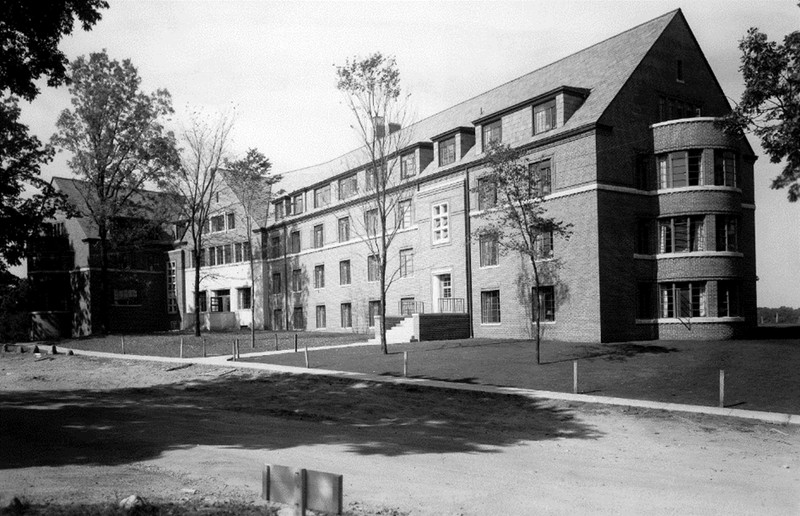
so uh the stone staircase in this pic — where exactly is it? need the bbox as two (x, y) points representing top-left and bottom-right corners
(368, 316), (415, 344)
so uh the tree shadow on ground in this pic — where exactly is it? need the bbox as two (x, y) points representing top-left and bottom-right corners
(543, 343), (679, 364)
(0, 370), (602, 470)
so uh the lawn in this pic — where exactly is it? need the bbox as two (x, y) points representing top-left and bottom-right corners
(47, 330), (370, 358)
(241, 336), (800, 415)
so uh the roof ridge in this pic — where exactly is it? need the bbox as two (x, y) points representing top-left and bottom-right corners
(275, 9), (681, 178)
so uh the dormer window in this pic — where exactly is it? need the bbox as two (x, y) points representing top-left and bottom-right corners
(482, 120), (502, 150)
(400, 153), (416, 179)
(533, 100), (556, 134)
(289, 193), (304, 215)
(338, 174), (358, 200)
(439, 137), (456, 166)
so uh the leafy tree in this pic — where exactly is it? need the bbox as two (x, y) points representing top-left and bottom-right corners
(1, 0), (109, 100)
(474, 142), (572, 364)
(224, 149), (281, 345)
(719, 16), (800, 200)
(165, 112), (234, 337)
(336, 52), (412, 354)
(51, 50), (180, 334)
(0, 98), (73, 274)
(0, 0), (108, 273)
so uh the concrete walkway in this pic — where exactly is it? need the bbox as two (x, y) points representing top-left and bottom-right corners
(44, 343), (800, 426)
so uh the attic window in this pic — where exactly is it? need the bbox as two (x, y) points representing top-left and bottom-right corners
(481, 120), (502, 151)
(676, 60), (684, 83)
(533, 100), (556, 135)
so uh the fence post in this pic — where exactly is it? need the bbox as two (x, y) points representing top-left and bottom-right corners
(304, 345), (309, 368)
(232, 339), (236, 361)
(236, 338), (240, 360)
(275, 333), (278, 350)
(202, 337), (206, 358)
(294, 333), (298, 353)
(121, 336), (125, 355)
(719, 369), (725, 408)
(180, 337), (184, 358)
(573, 360), (578, 394)
(403, 351), (408, 377)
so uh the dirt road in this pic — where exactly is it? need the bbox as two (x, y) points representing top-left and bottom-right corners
(1, 353), (798, 515)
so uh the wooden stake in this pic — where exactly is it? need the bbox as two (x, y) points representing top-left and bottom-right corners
(202, 337), (206, 358)
(403, 351), (408, 377)
(232, 339), (236, 361)
(180, 337), (184, 358)
(304, 345), (309, 368)
(573, 360), (578, 394)
(275, 333), (278, 350)
(719, 369), (725, 408)
(121, 336), (125, 355)
(294, 333), (298, 353)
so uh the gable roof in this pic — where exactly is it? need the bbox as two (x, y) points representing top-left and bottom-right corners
(220, 169), (277, 228)
(52, 176), (179, 240)
(273, 9), (681, 194)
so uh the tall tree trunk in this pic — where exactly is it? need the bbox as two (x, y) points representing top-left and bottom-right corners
(531, 256), (541, 364)
(249, 245), (255, 347)
(193, 248), (201, 337)
(98, 223), (110, 335)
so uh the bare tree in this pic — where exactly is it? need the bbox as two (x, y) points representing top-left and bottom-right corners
(165, 112), (233, 336)
(336, 52), (413, 354)
(473, 141), (572, 364)
(224, 149), (281, 346)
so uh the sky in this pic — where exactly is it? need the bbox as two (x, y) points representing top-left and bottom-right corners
(17, 0), (800, 307)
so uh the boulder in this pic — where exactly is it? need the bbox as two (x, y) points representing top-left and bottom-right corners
(119, 494), (147, 510)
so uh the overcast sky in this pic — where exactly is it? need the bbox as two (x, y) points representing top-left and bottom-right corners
(18, 0), (800, 308)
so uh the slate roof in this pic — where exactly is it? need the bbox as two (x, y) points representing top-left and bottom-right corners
(51, 176), (179, 240)
(272, 9), (681, 195)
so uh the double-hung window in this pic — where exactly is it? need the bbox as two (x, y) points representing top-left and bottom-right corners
(365, 209), (379, 237)
(432, 202), (449, 244)
(290, 193), (304, 215)
(367, 254), (379, 282)
(479, 233), (499, 267)
(340, 303), (352, 328)
(530, 159), (552, 196)
(292, 269), (302, 292)
(532, 286), (555, 322)
(439, 137), (456, 166)
(481, 290), (501, 324)
(339, 260), (351, 285)
(313, 224), (324, 248)
(314, 185), (330, 208)
(401, 153), (416, 179)
(315, 305), (326, 328)
(397, 199), (412, 229)
(482, 119), (502, 150)
(477, 177), (497, 210)
(272, 272), (282, 294)
(290, 231), (301, 254)
(314, 264), (325, 289)
(399, 248), (414, 278)
(338, 174), (358, 200)
(338, 216), (350, 242)
(533, 100), (556, 134)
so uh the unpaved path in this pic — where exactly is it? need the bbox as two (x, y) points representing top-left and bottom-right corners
(1, 353), (798, 515)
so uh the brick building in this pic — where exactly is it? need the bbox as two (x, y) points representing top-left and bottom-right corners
(179, 9), (756, 342)
(28, 177), (180, 338)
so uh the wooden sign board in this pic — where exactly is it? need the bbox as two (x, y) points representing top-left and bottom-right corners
(263, 464), (343, 515)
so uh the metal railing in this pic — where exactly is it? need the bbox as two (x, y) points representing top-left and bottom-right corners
(399, 300), (425, 316)
(438, 297), (465, 313)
